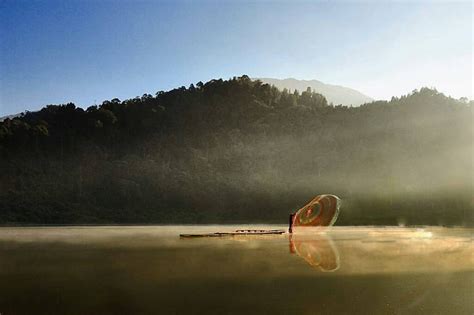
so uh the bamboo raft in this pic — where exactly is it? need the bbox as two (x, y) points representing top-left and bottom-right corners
(180, 229), (286, 238)
(180, 195), (341, 238)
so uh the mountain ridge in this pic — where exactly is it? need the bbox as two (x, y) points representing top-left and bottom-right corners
(256, 77), (373, 106)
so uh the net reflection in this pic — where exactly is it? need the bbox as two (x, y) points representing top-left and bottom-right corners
(289, 231), (340, 272)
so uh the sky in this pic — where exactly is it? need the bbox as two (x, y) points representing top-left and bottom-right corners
(0, 0), (472, 116)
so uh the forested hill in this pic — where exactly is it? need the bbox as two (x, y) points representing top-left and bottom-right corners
(0, 76), (472, 225)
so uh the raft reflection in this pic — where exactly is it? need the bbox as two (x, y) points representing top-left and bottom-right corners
(289, 232), (340, 272)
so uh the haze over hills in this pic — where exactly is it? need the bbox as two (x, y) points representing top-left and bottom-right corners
(257, 78), (373, 106)
(0, 76), (472, 225)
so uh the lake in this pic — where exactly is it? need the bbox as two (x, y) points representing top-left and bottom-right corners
(0, 226), (472, 314)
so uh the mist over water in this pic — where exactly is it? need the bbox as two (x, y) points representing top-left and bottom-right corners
(0, 226), (472, 314)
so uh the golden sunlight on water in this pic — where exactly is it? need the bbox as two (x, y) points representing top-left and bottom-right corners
(0, 226), (472, 314)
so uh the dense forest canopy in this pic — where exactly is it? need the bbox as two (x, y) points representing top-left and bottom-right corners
(0, 76), (472, 225)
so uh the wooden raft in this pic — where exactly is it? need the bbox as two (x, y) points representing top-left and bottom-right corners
(180, 229), (286, 238)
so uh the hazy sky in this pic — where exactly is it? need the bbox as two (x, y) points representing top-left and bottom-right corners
(1, 1), (472, 116)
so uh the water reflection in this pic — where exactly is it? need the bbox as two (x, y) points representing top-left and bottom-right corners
(288, 227), (474, 275)
(289, 232), (340, 272)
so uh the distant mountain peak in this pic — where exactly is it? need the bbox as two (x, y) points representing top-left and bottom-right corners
(0, 112), (22, 121)
(256, 77), (373, 106)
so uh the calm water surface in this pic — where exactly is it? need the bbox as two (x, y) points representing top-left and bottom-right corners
(0, 225), (472, 315)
